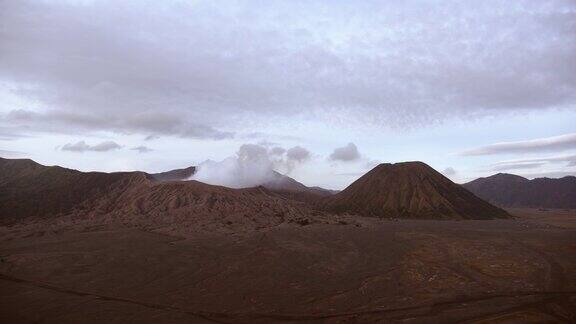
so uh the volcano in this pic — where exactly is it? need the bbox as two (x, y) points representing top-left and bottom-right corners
(0, 158), (320, 229)
(322, 161), (510, 219)
(149, 164), (336, 202)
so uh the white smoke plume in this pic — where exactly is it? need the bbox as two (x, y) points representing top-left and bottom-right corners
(191, 144), (310, 188)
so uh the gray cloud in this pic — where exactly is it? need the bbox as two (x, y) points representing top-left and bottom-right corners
(493, 154), (576, 167)
(131, 145), (153, 153)
(61, 140), (122, 153)
(442, 167), (457, 177)
(269, 147), (286, 155)
(3, 109), (232, 140)
(1, 0), (575, 139)
(0, 149), (25, 157)
(330, 143), (361, 162)
(492, 162), (545, 171)
(145, 135), (160, 141)
(243, 132), (302, 142)
(0, 126), (31, 141)
(494, 154), (576, 164)
(461, 133), (576, 156)
(488, 154), (576, 172)
(286, 146), (310, 162)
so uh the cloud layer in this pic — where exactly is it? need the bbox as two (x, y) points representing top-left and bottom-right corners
(490, 154), (576, 172)
(0, 149), (25, 157)
(1, 0), (575, 139)
(462, 133), (576, 156)
(61, 140), (121, 153)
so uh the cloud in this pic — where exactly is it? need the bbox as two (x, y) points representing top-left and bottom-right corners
(145, 135), (160, 141)
(442, 167), (457, 177)
(285, 146), (311, 172)
(191, 143), (311, 188)
(0, 149), (26, 157)
(494, 154), (576, 165)
(61, 140), (122, 153)
(193, 144), (274, 189)
(0, 126), (30, 141)
(131, 145), (153, 153)
(3, 109), (233, 140)
(286, 146), (310, 162)
(492, 154), (576, 168)
(243, 133), (302, 141)
(461, 133), (576, 156)
(1, 0), (575, 139)
(270, 147), (286, 155)
(487, 154), (576, 173)
(492, 162), (545, 171)
(329, 143), (361, 162)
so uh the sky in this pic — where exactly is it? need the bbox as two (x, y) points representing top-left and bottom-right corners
(1, 0), (575, 189)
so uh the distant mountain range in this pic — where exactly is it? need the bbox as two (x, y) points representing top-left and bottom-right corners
(15, 158), (576, 225)
(463, 173), (576, 209)
(0, 158), (325, 227)
(0, 158), (337, 225)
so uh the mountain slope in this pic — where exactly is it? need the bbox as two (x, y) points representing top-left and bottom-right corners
(149, 165), (336, 202)
(0, 158), (145, 224)
(0, 158), (322, 230)
(149, 166), (196, 182)
(260, 171), (336, 203)
(463, 173), (576, 208)
(322, 162), (509, 219)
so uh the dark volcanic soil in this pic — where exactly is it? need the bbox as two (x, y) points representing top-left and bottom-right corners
(1, 213), (576, 323)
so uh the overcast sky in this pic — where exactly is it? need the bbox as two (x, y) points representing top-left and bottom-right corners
(1, 0), (575, 189)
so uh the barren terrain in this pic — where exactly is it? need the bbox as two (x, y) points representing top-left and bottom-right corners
(1, 210), (576, 323)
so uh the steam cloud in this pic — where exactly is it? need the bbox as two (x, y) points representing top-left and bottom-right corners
(191, 144), (310, 188)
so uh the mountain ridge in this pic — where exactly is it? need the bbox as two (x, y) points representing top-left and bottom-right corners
(0, 157), (324, 231)
(463, 172), (576, 208)
(0, 158), (511, 226)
